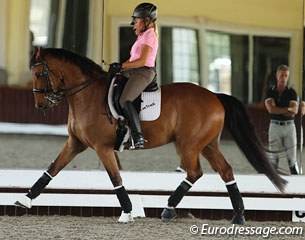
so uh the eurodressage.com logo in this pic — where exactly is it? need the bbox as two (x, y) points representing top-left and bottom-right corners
(189, 224), (304, 238)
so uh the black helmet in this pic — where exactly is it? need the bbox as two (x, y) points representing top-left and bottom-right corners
(131, 3), (157, 25)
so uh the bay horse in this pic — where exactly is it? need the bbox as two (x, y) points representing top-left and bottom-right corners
(15, 47), (287, 224)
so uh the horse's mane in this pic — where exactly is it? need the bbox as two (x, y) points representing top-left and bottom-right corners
(30, 48), (107, 78)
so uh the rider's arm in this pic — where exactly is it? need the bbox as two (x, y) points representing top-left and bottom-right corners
(122, 44), (151, 69)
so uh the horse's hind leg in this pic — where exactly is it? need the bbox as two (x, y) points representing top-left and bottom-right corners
(161, 147), (203, 222)
(15, 135), (87, 209)
(202, 139), (245, 224)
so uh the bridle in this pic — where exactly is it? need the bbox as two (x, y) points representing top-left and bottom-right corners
(32, 60), (65, 107)
(32, 59), (98, 108)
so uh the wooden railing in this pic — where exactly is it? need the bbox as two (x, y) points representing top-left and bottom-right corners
(2, 170), (304, 221)
(0, 85), (303, 144)
(0, 86), (68, 125)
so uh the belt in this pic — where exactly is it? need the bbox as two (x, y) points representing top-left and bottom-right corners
(143, 66), (155, 70)
(271, 120), (294, 126)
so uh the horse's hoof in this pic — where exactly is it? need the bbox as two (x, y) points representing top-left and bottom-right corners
(15, 195), (32, 209)
(175, 166), (186, 173)
(118, 211), (134, 223)
(161, 207), (177, 222)
(231, 212), (245, 225)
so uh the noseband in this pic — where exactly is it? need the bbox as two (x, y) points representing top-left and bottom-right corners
(32, 59), (98, 108)
(32, 60), (65, 106)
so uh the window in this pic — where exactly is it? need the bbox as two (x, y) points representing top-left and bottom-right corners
(205, 30), (289, 103)
(30, 0), (89, 55)
(30, 0), (51, 46)
(119, 26), (200, 85)
(119, 27), (136, 63)
(172, 28), (199, 83)
(62, 0), (90, 55)
(253, 36), (290, 103)
(161, 27), (200, 84)
(117, 22), (291, 104)
(205, 31), (231, 94)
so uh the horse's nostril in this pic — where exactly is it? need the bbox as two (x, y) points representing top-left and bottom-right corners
(36, 103), (45, 110)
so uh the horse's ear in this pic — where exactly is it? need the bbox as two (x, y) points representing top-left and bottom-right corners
(31, 46), (38, 59)
(35, 46), (44, 61)
(32, 46), (38, 55)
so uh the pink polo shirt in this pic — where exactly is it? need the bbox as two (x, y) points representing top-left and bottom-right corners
(129, 28), (158, 67)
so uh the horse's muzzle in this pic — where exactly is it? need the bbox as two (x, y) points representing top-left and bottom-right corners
(34, 97), (52, 111)
(35, 102), (48, 111)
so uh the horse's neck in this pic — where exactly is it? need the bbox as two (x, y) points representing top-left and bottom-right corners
(66, 75), (106, 116)
(67, 79), (102, 103)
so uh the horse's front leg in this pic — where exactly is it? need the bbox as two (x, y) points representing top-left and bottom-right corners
(96, 147), (133, 223)
(15, 136), (87, 209)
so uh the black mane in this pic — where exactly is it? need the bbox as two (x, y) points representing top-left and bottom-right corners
(30, 48), (106, 78)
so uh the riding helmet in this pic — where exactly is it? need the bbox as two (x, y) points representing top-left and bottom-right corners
(131, 3), (157, 25)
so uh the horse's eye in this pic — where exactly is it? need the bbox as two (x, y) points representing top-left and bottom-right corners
(35, 72), (41, 78)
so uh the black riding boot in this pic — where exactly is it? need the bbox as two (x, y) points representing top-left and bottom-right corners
(123, 101), (144, 148)
(114, 118), (128, 152)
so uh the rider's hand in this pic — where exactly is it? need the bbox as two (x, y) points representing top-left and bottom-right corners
(109, 62), (122, 74)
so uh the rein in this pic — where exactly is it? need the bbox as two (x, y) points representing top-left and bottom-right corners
(32, 56), (113, 123)
(32, 60), (99, 106)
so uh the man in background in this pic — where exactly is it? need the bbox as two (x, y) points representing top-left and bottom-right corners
(265, 64), (299, 174)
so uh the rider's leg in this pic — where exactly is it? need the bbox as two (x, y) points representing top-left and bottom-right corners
(120, 68), (155, 148)
(122, 101), (145, 148)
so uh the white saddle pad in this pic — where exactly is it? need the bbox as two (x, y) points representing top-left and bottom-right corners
(108, 78), (161, 121)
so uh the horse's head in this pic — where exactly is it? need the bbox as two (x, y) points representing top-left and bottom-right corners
(30, 46), (65, 110)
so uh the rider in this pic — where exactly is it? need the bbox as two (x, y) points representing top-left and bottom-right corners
(109, 3), (158, 148)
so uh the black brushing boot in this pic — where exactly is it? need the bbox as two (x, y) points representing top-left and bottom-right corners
(226, 182), (245, 225)
(123, 101), (144, 149)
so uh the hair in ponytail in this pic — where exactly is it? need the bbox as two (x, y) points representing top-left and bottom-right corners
(153, 22), (158, 37)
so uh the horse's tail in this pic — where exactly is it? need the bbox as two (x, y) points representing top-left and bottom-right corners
(216, 93), (287, 193)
